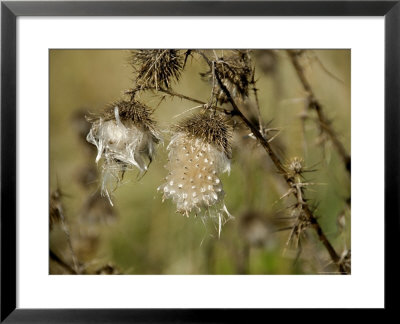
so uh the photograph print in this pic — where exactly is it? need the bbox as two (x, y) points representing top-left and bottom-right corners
(49, 49), (350, 275)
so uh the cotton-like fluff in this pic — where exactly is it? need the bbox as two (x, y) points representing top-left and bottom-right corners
(87, 100), (161, 205)
(158, 112), (233, 237)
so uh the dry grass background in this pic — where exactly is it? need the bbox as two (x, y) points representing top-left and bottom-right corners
(50, 49), (350, 274)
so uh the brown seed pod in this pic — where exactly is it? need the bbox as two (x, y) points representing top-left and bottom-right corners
(130, 49), (184, 90)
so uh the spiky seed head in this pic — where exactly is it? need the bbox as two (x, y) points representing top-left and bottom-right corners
(158, 111), (233, 237)
(202, 51), (252, 104)
(287, 157), (304, 176)
(86, 99), (161, 205)
(130, 49), (184, 90)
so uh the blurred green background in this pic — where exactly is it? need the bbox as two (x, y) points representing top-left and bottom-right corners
(50, 49), (350, 274)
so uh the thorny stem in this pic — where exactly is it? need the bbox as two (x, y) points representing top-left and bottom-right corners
(127, 88), (233, 116)
(158, 89), (233, 115)
(196, 50), (349, 274)
(287, 50), (351, 175)
(250, 67), (263, 133)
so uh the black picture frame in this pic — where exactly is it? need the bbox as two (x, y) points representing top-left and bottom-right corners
(1, 0), (398, 322)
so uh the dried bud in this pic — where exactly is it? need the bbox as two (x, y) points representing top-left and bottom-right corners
(158, 111), (233, 237)
(130, 50), (184, 90)
(86, 99), (161, 204)
(287, 157), (304, 177)
(202, 51), (252, 104)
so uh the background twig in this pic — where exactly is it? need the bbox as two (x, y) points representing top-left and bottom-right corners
(287, 50), (351, 174)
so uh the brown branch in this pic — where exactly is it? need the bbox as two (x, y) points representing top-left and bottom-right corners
(250, 67), (263, 133)
(159, 88), (206, 106)
(287, 50), (351, 174)
(157, 88), (234, 116)
(126, 87), (234, 116)
(196, 50), (349, 274)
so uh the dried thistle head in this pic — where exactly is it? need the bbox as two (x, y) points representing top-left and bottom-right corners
(158, 111), (233, 237)
(129, 49), (184, 90)
(86, 99), (161, 205)
(286, 157), (304, 179)
(202, 51), (252, 104)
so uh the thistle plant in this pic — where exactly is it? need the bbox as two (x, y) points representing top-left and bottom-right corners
(53, 48), (352, 274)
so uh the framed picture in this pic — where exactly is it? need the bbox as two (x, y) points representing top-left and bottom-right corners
(1, 0), (398, 321)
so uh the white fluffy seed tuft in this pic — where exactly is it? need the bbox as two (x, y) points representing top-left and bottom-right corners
(87, 106), (160, 205)
(158, 132), (233, 237)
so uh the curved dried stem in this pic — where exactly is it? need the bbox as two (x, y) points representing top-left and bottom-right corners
(125, 88), (233, 116)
